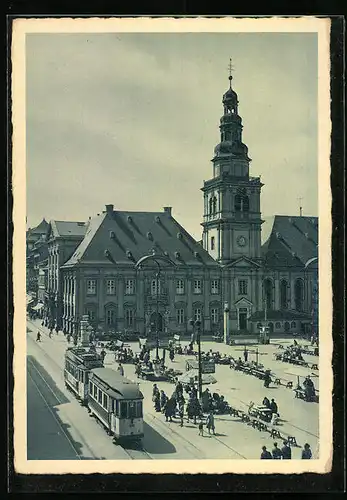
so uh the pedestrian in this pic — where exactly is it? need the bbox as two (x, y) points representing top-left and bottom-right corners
(243, 347), (248, 363)
(260, 446), (273, 459)
(263, 370), (271, 388)
(205, 411), (215, 435)
(154, 392), (161, 412)
(49, 330), (52, 339)
(179, 407), (184, 427)
(67, 333), (71, 343)
(281, 440), (292, 459)
(198, 419), (204, 436)
(262, 396), (271, 408)
(117, 363), (124, 376)
(100, 349), (106, 361)
(272, 442), (283, 459)
(301, 443), (312, 459)
(36, 331), (41, 342)
(160, 390), (167, 411)
(270, 398), (278, 415)
(169, 349), (175, 362)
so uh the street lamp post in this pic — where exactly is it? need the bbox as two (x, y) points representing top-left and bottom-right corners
(135, 253), (176, 361)
(189, 318), (202, 400)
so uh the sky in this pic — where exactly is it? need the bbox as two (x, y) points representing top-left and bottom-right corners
(26, 32), (318, 241)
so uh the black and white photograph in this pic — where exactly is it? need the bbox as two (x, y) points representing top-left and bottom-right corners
(12, 17), (332, 475)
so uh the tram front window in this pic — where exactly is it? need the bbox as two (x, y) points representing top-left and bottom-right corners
(120, 401), (127, 418)
(128, 402), (136, 418)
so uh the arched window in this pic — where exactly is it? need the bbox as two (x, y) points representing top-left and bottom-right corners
(284, 321), (290, 332)
(243, 196), (249, 212)
(212, 196), (217, 215)
(235, 194), (242, 211)
(209, 197), (213, 215)
(268, 322), (274, 333)
(291, 321), (296, 328)
(275, 322), (281, 329)
(294, 278), (304, 312)
(263, 278), (273, 310)
(280, 280), (288, 309)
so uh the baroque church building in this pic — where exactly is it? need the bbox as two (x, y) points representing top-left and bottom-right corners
(28, 72), (318, 339)
(202, 72), (318, 335)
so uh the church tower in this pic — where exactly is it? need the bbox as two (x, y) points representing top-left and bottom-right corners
(201, 63), (264, 264)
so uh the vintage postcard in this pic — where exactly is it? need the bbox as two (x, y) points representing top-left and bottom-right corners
(12, 16), (332, 475)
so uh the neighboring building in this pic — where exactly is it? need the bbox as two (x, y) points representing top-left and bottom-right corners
(60, 205), (221, 337)
(26, 218), (49, 298)
(44, 220), (88, 329)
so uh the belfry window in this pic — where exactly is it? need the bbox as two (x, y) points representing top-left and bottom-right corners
(235, 190), (249, 212)
(209, 196), (217, 215)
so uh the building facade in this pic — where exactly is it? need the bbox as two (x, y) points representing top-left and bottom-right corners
(28, 71), (318, 339)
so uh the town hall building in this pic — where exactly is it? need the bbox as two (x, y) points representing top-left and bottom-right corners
(27, 71), (318, 339)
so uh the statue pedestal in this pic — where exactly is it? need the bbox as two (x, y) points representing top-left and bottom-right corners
(79, 314), (90, 347)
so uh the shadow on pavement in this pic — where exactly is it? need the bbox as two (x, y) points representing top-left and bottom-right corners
(27, 355), (91, 460)
(140, 422), (176, 454)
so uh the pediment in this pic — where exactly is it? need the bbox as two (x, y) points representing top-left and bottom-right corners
(225, 256), (261, 269)
(234, 297), (253, 307)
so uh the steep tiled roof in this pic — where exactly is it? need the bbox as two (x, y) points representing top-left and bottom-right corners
(48, 220), (88, 239)
(262, 215), (318, 268)
(29, 218), (49, 234)
(62, 209), (219, 269)
(249, 309), (312, 321)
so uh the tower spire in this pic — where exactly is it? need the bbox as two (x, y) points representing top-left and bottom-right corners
(228, 58), (234, 87)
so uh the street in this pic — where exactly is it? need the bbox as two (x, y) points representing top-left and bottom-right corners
(27, 319), (319, 460)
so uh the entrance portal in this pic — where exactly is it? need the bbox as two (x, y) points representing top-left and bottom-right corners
(238, 307), (248, 331)
(149, 312), (164, 332)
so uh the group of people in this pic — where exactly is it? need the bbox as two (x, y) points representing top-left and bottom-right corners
(262, 396), (280, 424)
(297, 375), (317, 402)
(201, 388), (230, 415)
(282, 344), (305, 363)
(261, 441), (312, 460)
(150, 380), (216, 435)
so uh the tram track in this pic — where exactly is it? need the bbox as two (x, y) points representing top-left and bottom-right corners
(27, 358), (85, 460)
(27, 326), (152, 460)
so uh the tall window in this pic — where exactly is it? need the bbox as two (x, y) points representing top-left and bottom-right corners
(125, 309), (135, 327)
(85, 308), (96, 322)
(280, 280), (288, 309)
(211, 308), (219, 324)
(176, 308), (185, 324)
(106, 309), (115, 326)
(106, 279), (116, 295)
(151, 279), (160, 295)
(294, 279), (304, 312)
(194, 308), (202, 322)
(193, 280), (202, 294)
(176, 279), (185, 295)
(263, 279), (273, 310)
(235, 189), (249, 212)
(210, 236), (215, 250)
(125, 279), (135, 295)
(238, 279), (248, 295)
(87, 279), (97, 295)
(211, 279), (219, 295)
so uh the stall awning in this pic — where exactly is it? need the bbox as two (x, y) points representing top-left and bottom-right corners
(32, 303), (44, 311)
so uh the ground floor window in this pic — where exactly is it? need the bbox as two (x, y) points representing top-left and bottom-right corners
(194, 308), (202, 322)
(176, 308), (185, 324)
(211, 308), (219, 324)
(106, 309), (116, 326)
(275, 321), (281, 329)
(126, 309), (135, 327)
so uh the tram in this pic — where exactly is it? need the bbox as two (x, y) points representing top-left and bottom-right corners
(88, 367), (144, 443)
(64, 347), (104, 405)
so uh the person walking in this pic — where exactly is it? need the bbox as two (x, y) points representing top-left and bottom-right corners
(272, 442), (283, 459)
(154, 392), (161, 412)
(260, 446), (273, 459)
(243, 347), (248, 363)
(36, 331), (41, 342)
(205, 411), (215, 435)
(179, 407), (184, 427)
(281, 440), (292, 459)
(301, 443), (312, 459)
(270, 398), (278, 416)
(49, 329), (52, 339)
(263, 370), (271, 388)
(198, 419), (204, 436)
(100, 349), (106, 361)
(117, 363), (124, 376)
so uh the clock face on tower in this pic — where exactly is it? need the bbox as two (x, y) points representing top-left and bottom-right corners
(236, 235), (247, 247)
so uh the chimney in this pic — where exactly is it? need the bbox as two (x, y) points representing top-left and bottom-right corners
(105, 204), (114, 214)
(163, 206), (172, 216)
